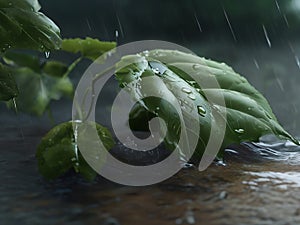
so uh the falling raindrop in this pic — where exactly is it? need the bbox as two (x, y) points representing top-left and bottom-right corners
(194, 13), (202, 32)
(115, 30), (119, 39)
(276, 77), (284, 91)
(116, 13), (125, 37)
(181, 87), (192, 94)
(295, 55), (300, 69)
(235, 128), (245, 134)
(275, 0), (281, 14)
(253, 58), (260, 69)
(223, 8), (237, 42)
(283, 14), (290, 27)
(262, 25), (272, 48)
(73, 120), (82, 160)
(12, 97), (18, 113)
(197, 105), (206, 116)
(12, 98), (24, 140)
(45, 51), (50, 59)
(86, 18), (92, 31)
(288, 42), (300, 69)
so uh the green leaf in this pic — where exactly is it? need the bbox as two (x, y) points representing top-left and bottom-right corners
(3, 51), (40, 72)
(36, 121), (115, 180)
(0, 63), (18, 101)
(0, 0), (61, 52)
(115, 50), (298, 159)
(9, 66), (73, 116)
(42, 61), (68, 78)
(61, 37), (116, 61)
(0, 0), (41, 11)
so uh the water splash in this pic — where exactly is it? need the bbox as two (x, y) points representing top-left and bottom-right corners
(262, 25), (272, 48)
(223, 8), (237, 42)
(244, 171), (300, 190)
(226, 135), (300, 165)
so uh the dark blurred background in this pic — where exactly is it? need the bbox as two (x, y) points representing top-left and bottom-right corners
(41, 0), (300, 45)
(2, 0), (300, 135)
(38, 0), (300, 136)
(2, 2), (300, 225)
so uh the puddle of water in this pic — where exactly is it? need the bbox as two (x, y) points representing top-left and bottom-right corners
(244, 171), (300, 190)
(1, 125), (300, 225)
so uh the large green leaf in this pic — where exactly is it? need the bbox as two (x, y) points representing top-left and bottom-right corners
(3, 51), (40, 72)
(0, 0), (61, 52)
(0, 63), (18, 101)
(10, 66), (73, 116)
(61, 37), (116, 61)
(115, 50), (298, 159)
(36, 121), (115, 180)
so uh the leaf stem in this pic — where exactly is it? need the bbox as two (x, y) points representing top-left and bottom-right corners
(63, 56), (83, 78)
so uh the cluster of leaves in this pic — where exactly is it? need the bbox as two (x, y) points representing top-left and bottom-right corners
(36, 121), (115, 181)
(115, 50), (299, 160)
(1, 0), (298, 181)
(0, 0), (116, 179)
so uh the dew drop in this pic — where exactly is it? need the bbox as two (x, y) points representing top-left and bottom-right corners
(148, 61), (167, 75)
(192, 64), (201, 70)
(12, 98), (18, 113)
(188, 94), (196, 100)
(143, 50), (149, 57)
(73, 120), (82, 161)
(197, 106), (206, 116)
(265, 112), (272, 119)
(45, 51), (50, 59)
(181, 87), (192, 94)
(234, 128), (245, 134)
(152, 68), (160, 74)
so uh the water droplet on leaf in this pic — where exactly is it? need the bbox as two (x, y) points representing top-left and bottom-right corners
(235, 128), (245, 134)
(197, 106), (206, 116)
(181, 87), (192, 94)
(148, 61), (167, 75)
(192, 64), (201, 70)
(45, 51), (50, 59)
(188, 94), (196, 100)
